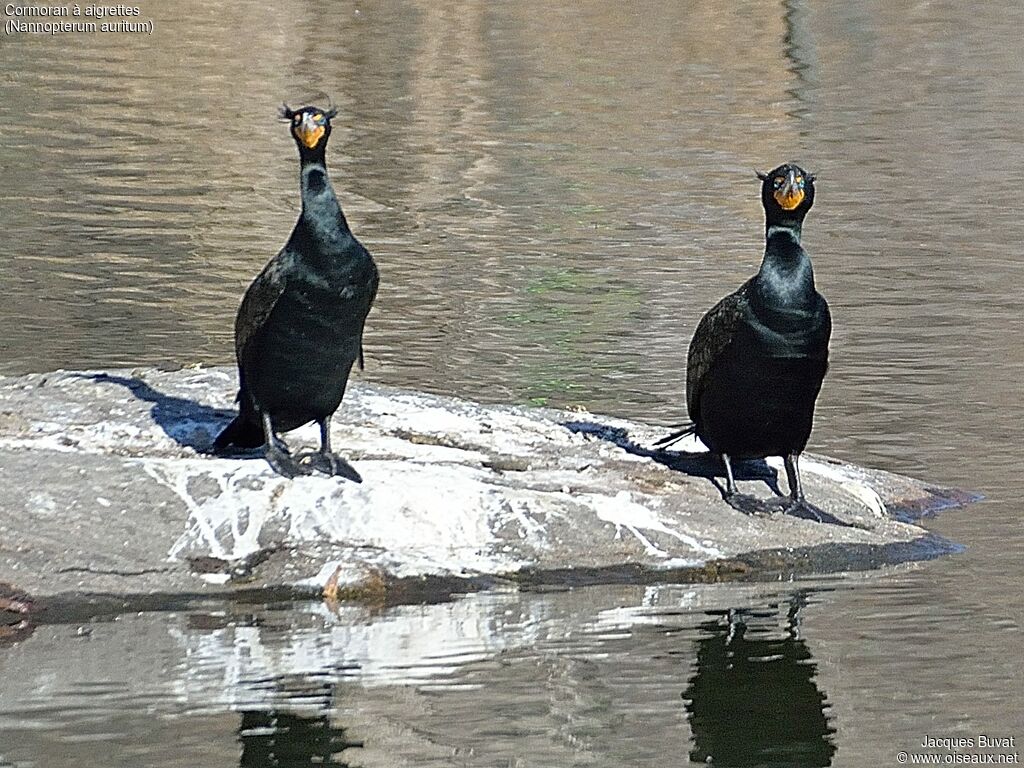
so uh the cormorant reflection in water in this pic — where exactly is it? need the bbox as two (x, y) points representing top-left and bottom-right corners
(682, 593), (836, 766)
(238, 709), (361, 767)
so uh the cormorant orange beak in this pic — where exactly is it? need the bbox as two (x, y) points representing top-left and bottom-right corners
(774, 169), (805, 210)
(295, 112), (325, 149)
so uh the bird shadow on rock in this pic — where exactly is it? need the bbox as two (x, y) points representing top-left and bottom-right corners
(73, 373), (235, 454)
(562, 420), (784, 498)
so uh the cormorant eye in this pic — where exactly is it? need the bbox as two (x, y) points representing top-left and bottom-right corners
(795, 175), (804, 185)
(774, 177), (785, 188)
(293, 114), (302, 124)
(313, 113), (324, 123)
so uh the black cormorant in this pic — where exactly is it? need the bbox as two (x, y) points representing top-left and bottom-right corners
(657, 163), (835, 522)
(214, 105), (379, 481)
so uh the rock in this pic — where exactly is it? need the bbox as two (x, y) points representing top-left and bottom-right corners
(0, 581), (35, 645)
(0, 582), (34, 619)
(0, 367), (977, 601)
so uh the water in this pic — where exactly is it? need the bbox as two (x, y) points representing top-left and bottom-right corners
(1, 0), (1022, 765)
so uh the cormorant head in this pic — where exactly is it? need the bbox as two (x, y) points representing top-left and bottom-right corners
(757, 163), (815, 221)
(280, 104), (337, 156)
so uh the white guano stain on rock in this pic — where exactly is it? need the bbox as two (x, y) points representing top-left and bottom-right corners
(587, 490), (723, 560)
(147, 458), (528, 578)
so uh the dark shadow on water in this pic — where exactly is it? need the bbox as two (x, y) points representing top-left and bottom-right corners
(682, 590), (837, 767)
(73, 373), (236, 454)
(563, 420), (784, 498)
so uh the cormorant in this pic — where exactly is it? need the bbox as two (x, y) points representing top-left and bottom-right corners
(656, 163), (836, 522)
(214, 105), (379, 481)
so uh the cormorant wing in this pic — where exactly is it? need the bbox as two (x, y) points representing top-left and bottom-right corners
(358, 265), (380, 371)
(234, 249), (293, 364)
(686, 281), (751, 417)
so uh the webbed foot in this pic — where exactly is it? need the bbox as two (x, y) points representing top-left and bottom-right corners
(265, 445), (312, 479)
(297, 450), (362, 483)
(782, 499), (853, 527)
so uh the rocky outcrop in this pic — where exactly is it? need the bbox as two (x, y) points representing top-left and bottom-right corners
(0, 367), (975, 602)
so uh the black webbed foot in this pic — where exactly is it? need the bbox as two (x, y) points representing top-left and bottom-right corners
(297, 450), (362, 483)
(725, 492), (777, 516)
(265, 444), (313, 479)
(782, 499), (853, 527)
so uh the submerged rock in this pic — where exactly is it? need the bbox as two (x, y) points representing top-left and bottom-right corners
(0, 367), (977, 600)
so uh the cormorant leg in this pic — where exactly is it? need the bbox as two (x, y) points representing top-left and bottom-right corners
(296, 418), (362, 483)
(780, 453), (851, 526)
(784, 453), (804, 503)
(721, 453), (773, 516)
(261, 412), (311, 479)
(722, 453), (737, 495)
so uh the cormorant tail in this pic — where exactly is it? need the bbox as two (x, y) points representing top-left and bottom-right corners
(653, 423), (697, 449)
(213, 414), (265, 452)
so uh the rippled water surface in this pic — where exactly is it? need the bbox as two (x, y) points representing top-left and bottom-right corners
(1, 0), (1022, 765)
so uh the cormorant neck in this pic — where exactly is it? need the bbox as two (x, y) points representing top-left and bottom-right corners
(765, 220), (803, 242)
(298, 153), (350, 233)
(756, 225), (815, 302)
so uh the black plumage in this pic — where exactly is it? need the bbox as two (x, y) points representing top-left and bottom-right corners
(214, 105), (379, 480)
(657, 163), (836, 522)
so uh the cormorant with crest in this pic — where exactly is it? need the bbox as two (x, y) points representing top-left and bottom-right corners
(656, 164), (837, 523)
(214, 105), (379, 481)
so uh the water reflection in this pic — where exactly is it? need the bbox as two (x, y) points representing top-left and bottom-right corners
(781, 0), (820, 131)
(239, 709), (360, 768)
(0, 585), (836, 767)
(683, 594), (836, 767)
(0, 578), (1019, 767)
